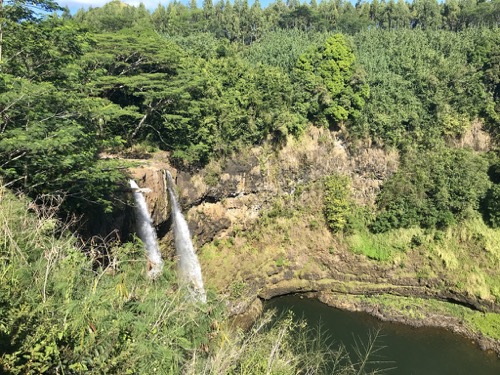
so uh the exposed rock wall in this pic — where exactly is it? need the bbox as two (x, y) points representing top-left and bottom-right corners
(119, 127), (499, 353)
(129, 166), (170, 226)
(173, 127), (398, 246)
(448, 120), (492, 152)
(124, 128), (398, 248)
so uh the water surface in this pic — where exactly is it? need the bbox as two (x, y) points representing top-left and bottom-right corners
(266, 295), (500, 375)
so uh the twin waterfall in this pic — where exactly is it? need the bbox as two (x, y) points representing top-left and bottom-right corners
(129, 173), (206, 303)
(129, 180), (164, 279)
(165, 171), (207, 303)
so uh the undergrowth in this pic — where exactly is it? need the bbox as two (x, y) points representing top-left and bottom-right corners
(0, 186), (383, 374)
(344, 228), (420, 261)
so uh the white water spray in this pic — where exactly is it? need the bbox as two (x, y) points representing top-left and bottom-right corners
(129, 179), (164, 279)
(166, 171), (207, 303)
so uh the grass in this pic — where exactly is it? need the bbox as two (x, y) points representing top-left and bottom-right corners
(466, 313), (500, 340)
(343, 214), (500, 302)
(345, 227), (422, 261)
(4, 184), (381, 375)
(427, 216), (500, 302)
(342, 293), (500, 342)
(346, 231), (392, 261)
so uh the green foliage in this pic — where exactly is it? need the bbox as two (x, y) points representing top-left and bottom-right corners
(159, 51), (304, 163)
(0, 189), (384, 375)
(1, 4), (499, 371)
(168, 32), (230, 60)
(139, 0), (498, 40)
(229, 280), (246, 299)
(372, 147), (491, 232)
(293, 34), (369, 128)
(465, 313), (500, 341)
(323, 174), (351, 233)
(73, 0), (152, 32)
(78, 27), (307, 166)
(0, 14), (133, 218)
(80, 28), (185, 145)
(346, 226), (424, 261)
(483, 184), (500, 228)
(2, 15), (90, 83)
(471, 28), (500, 136)
(0, 0), (61, 23)
(344, 204), (374, 234)
(352, 29), (496, 147)
(243, 30), (329, 73)
(0, 190), (221, 374)
(0, 76), (126, 216)
(348, 234), (391, 261)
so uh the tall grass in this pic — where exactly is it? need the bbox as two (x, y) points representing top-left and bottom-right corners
(0, 187), (218, 373)
(186, 311), (387, 375)
(0, 185), (383, 374)
(345, 227), (422, 261)
(428, 215), (500, 301)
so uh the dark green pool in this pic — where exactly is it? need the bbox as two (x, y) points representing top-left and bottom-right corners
(266, 295), (500, 375)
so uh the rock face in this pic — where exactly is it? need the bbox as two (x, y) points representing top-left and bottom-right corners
(118, 122), (492, 240)
(228, 298), (264, 331)
(209, 129), (393, 206)
(125, 128), (398, 248)
(172, 127), (398, 246)
(120, 129), (399, 298)
(119, 126), (499, 354)
(449, 120), (491, 152)
(129, 166), (170, 226)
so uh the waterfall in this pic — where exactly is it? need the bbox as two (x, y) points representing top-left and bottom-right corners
(165, 171), (207, 303)
(129, 179), (164, 279)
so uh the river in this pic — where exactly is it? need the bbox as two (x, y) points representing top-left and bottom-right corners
(266, 295), (500, 375)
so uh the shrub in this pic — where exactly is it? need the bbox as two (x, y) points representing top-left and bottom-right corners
(323, 174), (351, 233)
(373, 147), (490, 232)
(483, 184), (500, 228)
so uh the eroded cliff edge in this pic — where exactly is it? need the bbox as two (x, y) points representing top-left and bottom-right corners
(128, 126), (500, 355)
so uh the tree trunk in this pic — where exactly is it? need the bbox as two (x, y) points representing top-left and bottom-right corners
(0, 0), (3, 63)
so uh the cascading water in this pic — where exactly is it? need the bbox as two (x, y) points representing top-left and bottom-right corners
(165, 171), (207, 303)
(129, 179), (164, 279)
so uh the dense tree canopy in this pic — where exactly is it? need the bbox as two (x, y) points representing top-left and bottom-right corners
(293, 34), (369, 128)
(0, 15), (127, 217)
(352, 28), (497, 147)
(144, 0), (499, 37)
(0, 0), (498, 225)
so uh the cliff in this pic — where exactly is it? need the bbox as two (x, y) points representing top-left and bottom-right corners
(125, 126), (499, 354)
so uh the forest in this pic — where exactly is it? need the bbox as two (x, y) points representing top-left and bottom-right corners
(0, 0), (499, 373)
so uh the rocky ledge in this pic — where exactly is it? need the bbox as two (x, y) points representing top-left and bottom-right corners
(122, 127), (499, 357)
(230, 284), (500, 357)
